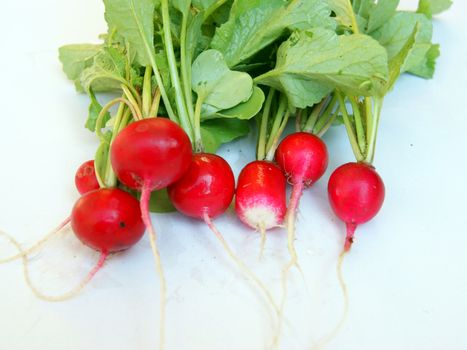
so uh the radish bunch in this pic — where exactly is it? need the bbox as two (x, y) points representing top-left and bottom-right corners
(1, 0), (452, 349)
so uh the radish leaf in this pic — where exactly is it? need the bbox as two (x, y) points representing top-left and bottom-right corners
(211, 0), (334, 67)
(255, 29), (388, 108)
(58, 44), (101, 92)
(192, 49), (253, 109)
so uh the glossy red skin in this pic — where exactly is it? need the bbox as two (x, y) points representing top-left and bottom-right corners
(110, 118), (192, 191)
(168, 153), (235, 219)
(71, 188), (145, 253)
(75, 160), (100, 195)
(235, 161), (287, 229)
(328, 162), (385, 225)
(275, 132), (329, 186)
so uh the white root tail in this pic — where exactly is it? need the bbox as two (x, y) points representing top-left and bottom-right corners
(258, 223), (267, 261)
(312, 251), (349, 350)
(141, 186), (167, 350)
(1, 229), (107, 302)
(0, 217), (71, 264)
(203, 214), (280, 335)
(274, 182), (307, 348)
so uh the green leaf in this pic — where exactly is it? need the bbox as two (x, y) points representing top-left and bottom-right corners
(417, 0), (452, 18)
(58, 44), (101, 92)
(86, 89), (111, 132)
(201, 118), (251, 153)
(327, 0), (402, 34)
(103, 0), (156, 67)
(80, 46), (127, 92)
(408, 43), (440, 79)
(192, 49), (253, 109)
(371, 12), (433, 73)
(324, 0), (357, 29)
(149, 189), (176, 213)
(366, 0), (400, 33)
(172, 0), (191, 15)
(211, 0), (335, 67)
(202, 86), (265, 120)
(387, 23), (419, 91)
(255, 29), (389, 108)
(192, 0), (216, 10)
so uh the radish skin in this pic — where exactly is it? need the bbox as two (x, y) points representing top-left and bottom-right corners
(327, 162), (385, 251)
(75, 160), (100, 195)
(71, 189), (145, 253)
(235, 161), (287, 232)
(168, 153), (235, 220)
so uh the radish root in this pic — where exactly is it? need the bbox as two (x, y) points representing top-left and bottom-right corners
(258, 223), (267, 261)
(203, 214), (280, 327)
(0, 229), (107, 302)
(313, 251), (349, 350)
(0, 217), (71, 264)
(275, 182), (307, 348)
(141, 186), (167, 350)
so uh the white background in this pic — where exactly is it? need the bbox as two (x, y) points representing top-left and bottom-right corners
(0, 1), (466, 349)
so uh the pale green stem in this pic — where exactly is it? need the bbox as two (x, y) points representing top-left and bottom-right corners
(193, 96), (205, 153)
(265, 96), (287, 153)
(349, 96), (366, 155)
(257, 88), (275, 160)
(336, 92), (364, 162)
(265, 110), (290, 161)
(121, 85), (143, 120)
(95, 97), (136, 142)
(180, 13), (194, 121)
(365, 98), (384, 164)
(312, 95), (338, 135)
(303, 98), (328, 133)
(161, 0), (194, 141)
(149, 88), (161, 118)
(142, 66), (153, 118)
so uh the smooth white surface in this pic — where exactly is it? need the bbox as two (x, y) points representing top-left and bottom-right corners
(1, 1), (466, 349)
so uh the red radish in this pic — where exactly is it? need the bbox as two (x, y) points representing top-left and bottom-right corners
(328, 162), (385, 251)
(275, 132), (329, 187)
(168, 153), (235, 220)
(235, 161), (287, 231)
(273, 132), (328, 347)
(75, 160), (100, 195)
(71, 188), (145, 253)
(110, 118), (192, 191)
(316, 163), (385, 348)
(110, 117), (192, 349)
(274, 131), (328, 235)
(274, 132), (328, 265)
(1, 188), (145, 302)
(169, 154), (280, 323)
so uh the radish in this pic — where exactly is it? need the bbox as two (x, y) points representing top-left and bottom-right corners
(235, 160), (287, 234)
(273, 132), (329, 345)
(75, 160), (100, 195)
(316, 162), (384, 348)
(1, 188), (145, 302)
(71, 188), (146, 253)
(168, 153), (235, 220)
(110, 117), (192, 349)
(275, 132), (329, 241)
(328, 162), (385, 252)
(169, 154), (280, 321)
(274, 132), (328, 265)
